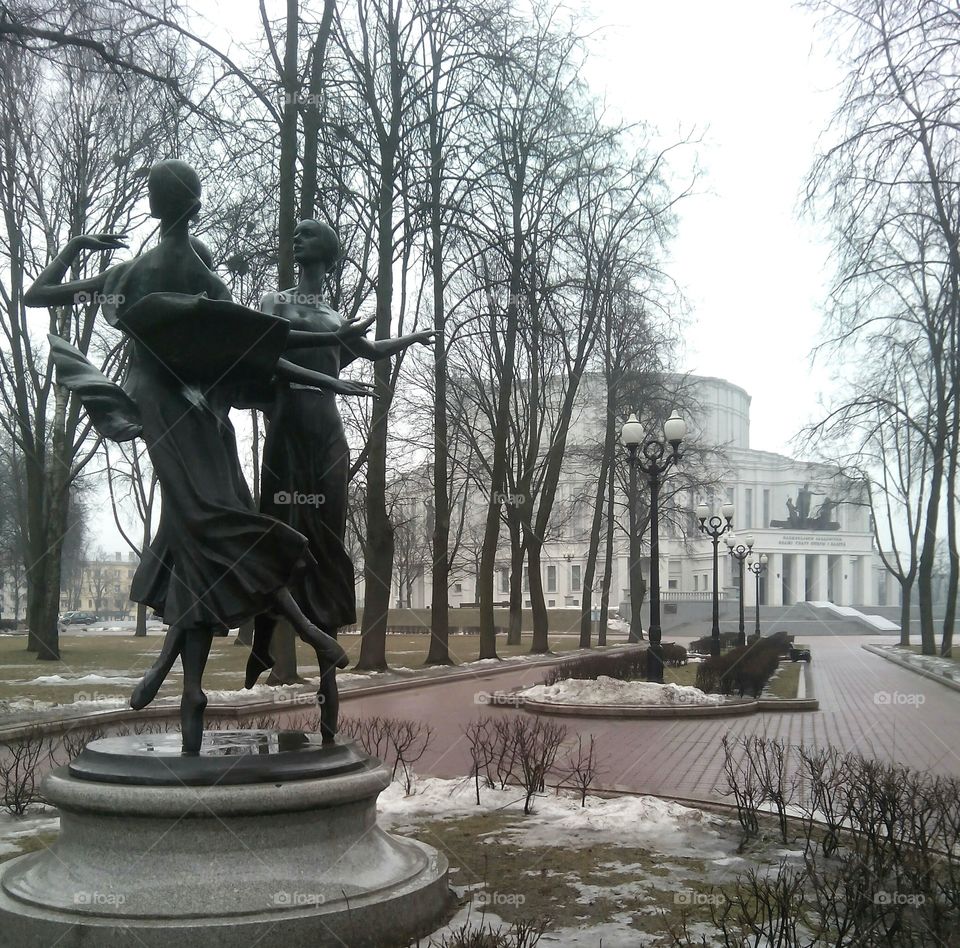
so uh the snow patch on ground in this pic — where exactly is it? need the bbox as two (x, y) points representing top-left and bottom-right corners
(519, 675), (727, 706)
(0, 808), (60, 858)
(378, 774), (727, 858)
(28, 673), (141, 687)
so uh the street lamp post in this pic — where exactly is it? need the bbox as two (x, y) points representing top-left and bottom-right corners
(621, 411), (686, 683)
(725, 533), (754, 647)
(621, 413), (644, 644)
(747, 553), (769, 638)
(696, 501), (735, 656)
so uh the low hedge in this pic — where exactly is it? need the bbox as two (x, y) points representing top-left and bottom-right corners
(543, 648), (646, 685)
(542, 642), (687, 685)
(688, 631), (741, 653)
(695, 633), (786, 697)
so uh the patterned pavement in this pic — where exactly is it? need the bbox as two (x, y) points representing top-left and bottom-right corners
(339, 634), (960, 805)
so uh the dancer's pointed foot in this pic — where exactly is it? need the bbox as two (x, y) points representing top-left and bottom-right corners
(244, 649), (275, 689)
(301, 625), (349, 669)
(130, 669), (163, 711)
(180, 689), (208, 755)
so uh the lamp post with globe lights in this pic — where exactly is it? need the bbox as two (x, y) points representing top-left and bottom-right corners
(696, 501), (735, 656)
(748, 553), (768, 638)
(725, 533), (754, 647)
(620, 411), (686, 682)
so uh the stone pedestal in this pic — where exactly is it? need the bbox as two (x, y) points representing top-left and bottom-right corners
(0, 731), (451, 947)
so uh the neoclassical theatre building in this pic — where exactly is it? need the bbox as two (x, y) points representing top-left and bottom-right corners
(377, 375), (890, 614)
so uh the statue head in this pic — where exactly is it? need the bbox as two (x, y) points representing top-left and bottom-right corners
(148, 159), (202, 226)
(293, 219), (340, 268)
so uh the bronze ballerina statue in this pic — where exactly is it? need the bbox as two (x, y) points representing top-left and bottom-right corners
(26, 159), (375, 752)
(245, 219), (433, 742)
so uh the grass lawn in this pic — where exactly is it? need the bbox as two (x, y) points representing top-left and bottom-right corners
(0, 631), (598, 710)
(764, 661), (802, 699)
(902, 644), (960, 665)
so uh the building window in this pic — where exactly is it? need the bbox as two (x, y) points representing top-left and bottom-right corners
(744, 488), (753, 529)
(523, 567), (529, 592)
(763, 489), (771, 527)
(694, 575), (699, 591)
(498, 569), (508, 594)
(454, 582), (462, 594)
(571, 564), (581, 592)
(546, 564), (557, 593)
(668, 579), (678, 590)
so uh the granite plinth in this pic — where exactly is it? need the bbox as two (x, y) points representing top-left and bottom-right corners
(0, 731), (451, 947)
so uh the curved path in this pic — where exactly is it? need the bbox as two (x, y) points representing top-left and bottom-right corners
(339, 634), (960, 805)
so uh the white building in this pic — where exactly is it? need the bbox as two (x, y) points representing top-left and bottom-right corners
(367, 375), (885, 612)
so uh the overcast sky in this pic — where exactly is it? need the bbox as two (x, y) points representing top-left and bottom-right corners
(575, 0), (844, 457)
(201, 0), (845, 457)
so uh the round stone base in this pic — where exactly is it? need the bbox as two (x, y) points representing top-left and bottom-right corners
(0, 732), (451, 947)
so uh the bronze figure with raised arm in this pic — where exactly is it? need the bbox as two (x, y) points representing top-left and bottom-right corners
(245, 219), (434, 742)
(25, 160), (375, 752)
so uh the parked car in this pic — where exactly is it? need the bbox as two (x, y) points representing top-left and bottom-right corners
(59, 611), (98, 625)
(789, 644), (812, 662)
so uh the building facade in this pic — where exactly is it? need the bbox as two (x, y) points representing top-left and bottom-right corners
(371, 375), (885, 613)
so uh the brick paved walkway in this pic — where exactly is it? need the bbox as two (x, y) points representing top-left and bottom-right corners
(340, 635), (960, 805)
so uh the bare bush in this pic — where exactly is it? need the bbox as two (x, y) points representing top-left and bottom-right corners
(561, 735), (602, 806)
(0, 729), (47, 815)
(339, 716), (433, 794)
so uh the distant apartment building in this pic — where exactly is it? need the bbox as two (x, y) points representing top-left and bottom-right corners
(60, 550), (140, 619)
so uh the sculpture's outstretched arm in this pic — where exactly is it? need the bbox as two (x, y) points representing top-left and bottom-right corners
(285, 315), (375, 349)
(275, 358), (377, 397)
(24, 234), (127, 308)
(341, 329), (435, 367)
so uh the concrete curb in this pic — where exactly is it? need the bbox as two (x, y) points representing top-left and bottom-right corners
(486, 691), (819, 717)
(0, 645), (641, 742)
(862, 644), (960, 694)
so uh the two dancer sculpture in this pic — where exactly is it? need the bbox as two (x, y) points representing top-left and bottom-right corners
(27, 159), (430, 752)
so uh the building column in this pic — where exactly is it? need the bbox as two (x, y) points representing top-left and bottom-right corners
(768, 552), (784, 606)
(791, 553), (807, 605)
(854, 555), (871, 606)
(808, 554), (828, 602)
(836, 555), (851, 606)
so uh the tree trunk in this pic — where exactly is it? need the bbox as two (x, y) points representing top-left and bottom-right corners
(357, 137), (398, 673)
(506, 510), (523, 646)
(278, 0), (299, 290)
(426, 96), (451, 666)
(267, 618), (303, 684)
(918, 415), (946, 655)
(135, 601), (147, 637)
(299, 0), (335, 221)
(527, 536), (549, 653)
(898, 579), (911, 647)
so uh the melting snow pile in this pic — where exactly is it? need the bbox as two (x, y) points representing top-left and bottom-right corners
(519, 675), (726, 706)
(378, 774), (723, 856)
